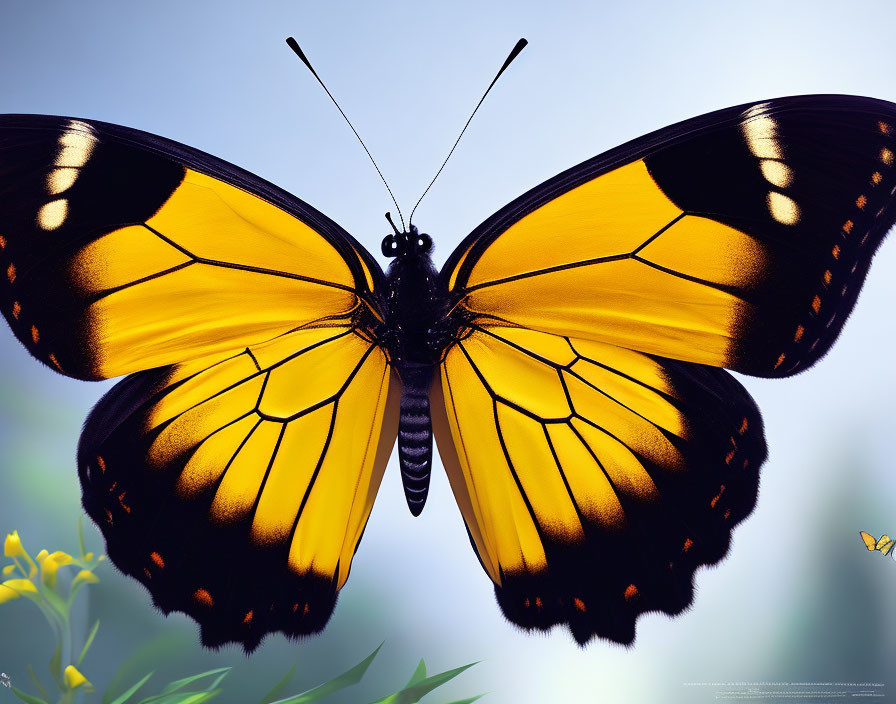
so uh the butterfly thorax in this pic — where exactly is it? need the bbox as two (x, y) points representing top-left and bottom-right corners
(380, 226), (446, 516)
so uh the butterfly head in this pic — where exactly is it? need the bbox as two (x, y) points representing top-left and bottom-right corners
(381, 224), (433, 258)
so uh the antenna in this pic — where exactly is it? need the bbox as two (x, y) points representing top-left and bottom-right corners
(286, 37), (406, 230)
(408, 38), (528, 226)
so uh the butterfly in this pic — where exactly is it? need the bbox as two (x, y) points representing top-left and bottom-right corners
(860, 531), (895, 557)
(2, 87), (896, 651)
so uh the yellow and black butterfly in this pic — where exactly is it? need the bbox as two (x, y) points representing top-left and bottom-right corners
(860, 531), (895, 557)
(2, 39), (896, 650)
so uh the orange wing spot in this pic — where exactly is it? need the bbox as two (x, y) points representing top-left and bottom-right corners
(96, 456), (107, 473)
(243, 610), (254, 625)
(710, 485), (726, 509)
(193, 589), (214, 607)
(291, 603), (299, 613)
(793, 325), (804, 342)
(683, 538), (694, 553)
(143, 568), (152, 579)
(823, 270), (832, 285)
(104, 508), (114, 526)
(881, 147), (894, 165)
(150, 551), (165, 569)
(0, 234), (6, 249)
(30, 325), (39, 344)
(573, 597), (587, 613)
(108, 481), (118, 492)
(773, 352), (786, 370)
(856, 195), (867, 209)
(118, 492), (131, 514)
(872, 171), (883, 185)
(6, 263), (16, 283)
(535, 597), (543, 609)
(724, 508), (732, 520)
(523, 598), (531, 609)
(842, 220), (854, 234)
(831, 244), (841, 259)
(725, 449), (736, 465)
(878, 120), (891, 134)
(48, 354), (63, 372)
(743, 458), (749, 469)
(624, 584), (639, 601)
(303, 603), (310, 616)
(811, 295), (821, 314)
(739, 418), (749, 434)
(11, 301), (20, 319)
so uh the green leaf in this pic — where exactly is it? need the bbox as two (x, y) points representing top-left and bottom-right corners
(267, 642), (384, 704)
(440, 696), (484, 704)
(368, 662), (478, 704)
(405, 661), (427, 688)
(26, 664), (51, 701)
(104, 634), (183, 704)
(9, 686), (50, 704)
(256, 663), (297, 704)
(158, 668), (231, 696)
(48, 638), (62, 687)
(38, 583), (70, 623)
(136, 691), (222, 704)
(77, 619), (101, 667)
(105, 672), (155, 704)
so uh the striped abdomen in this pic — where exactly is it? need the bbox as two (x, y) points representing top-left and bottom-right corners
(397, 363), (434, 516)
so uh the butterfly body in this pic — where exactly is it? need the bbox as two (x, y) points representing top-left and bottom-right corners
(381, 226), (445, 514)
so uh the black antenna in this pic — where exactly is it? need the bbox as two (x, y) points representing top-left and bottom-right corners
(385, 211), (401, 235)
(408, 38), (528, 226)
(286, 37), (406, 230)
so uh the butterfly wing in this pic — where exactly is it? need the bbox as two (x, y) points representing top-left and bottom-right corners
(431, 324), (764, 644)
(0, 114), (384, 379)
(80, 325), (398, 649)
(442, 95), (896, 377)
(435, 95), (896, 643)
(0, 115), (397, 649)
(860, 531), (878, 550)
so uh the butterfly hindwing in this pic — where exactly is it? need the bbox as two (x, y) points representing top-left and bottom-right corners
(79, 324), (399, 650)
(431, 324), (765, 644)
(442, 95), (896, 377)
(0, 114), (384, 380)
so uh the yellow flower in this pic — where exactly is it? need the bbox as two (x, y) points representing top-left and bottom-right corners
(1, 565), (15, 576)
(41, 558), (60, 588)
(72, 570), (99, 587)
(3, 531), (24, 558)
(47, 551), (73, 566)
(35, 549), (49, 563)
(63, 665), (91, 690)
(0, 584), (20, 604)
(84, 552), (94, 561)
(0, 578), (38, 602)
(40, 551), (75, 588)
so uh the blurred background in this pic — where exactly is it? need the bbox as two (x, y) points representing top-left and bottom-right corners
(1, 1), (895, 702)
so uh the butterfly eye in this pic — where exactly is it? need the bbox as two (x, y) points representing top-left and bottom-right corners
(381, 235), (398, 257)
(418, 233), (433, 252)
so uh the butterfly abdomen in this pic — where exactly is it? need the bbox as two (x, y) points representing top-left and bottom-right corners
(397, 362), (434, 516)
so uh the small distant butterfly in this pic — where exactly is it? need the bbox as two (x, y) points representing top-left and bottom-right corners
(860, 531), (895, 557)
(1, 37), (896, 650)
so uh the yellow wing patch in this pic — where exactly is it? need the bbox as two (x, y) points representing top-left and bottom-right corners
(860, 531), (895, 557)
(134, 326), (398, 589)
(455, 159), (768, 368)
(69, 169), (362, 378)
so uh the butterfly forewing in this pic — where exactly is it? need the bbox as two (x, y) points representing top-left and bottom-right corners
(0, 115), (383, 380)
